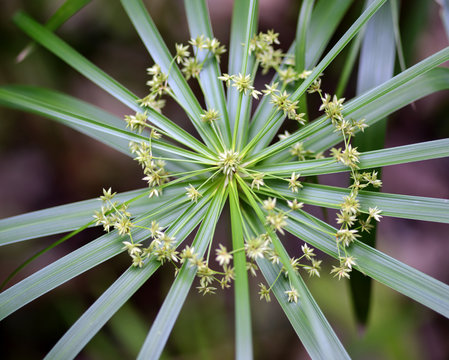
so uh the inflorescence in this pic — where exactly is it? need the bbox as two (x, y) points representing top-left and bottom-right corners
(94, 30), (382, 303)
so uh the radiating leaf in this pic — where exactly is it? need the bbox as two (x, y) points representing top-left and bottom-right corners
(0, 196), (190, 321)
(183, 0), (232, 147)
(281, 205), (449, 318)
(229, 181), (253, 359)
(0, 85), (213, 165)
(45, 193), (213, 360)
(245, 0), (387, 156)
(120, 0), (222, 152)
(227, 0), (258, 149)
(249, 0), (353, 147)
(137, 183), (227, 359)
(351, 0), (396, 326)
(12, 12), (214, 158)
(255, 64), (449, 164)
(0, 185), (188, 246)
(239, 189), (349, 359)
(263, 181), (449, 224)
(254, 138), (449, 177)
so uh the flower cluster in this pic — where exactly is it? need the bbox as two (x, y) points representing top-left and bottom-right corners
(306, 88), (383, 279)
(94, 29), (383, 307)
(93, 188), (133, 235)
(139, 64), (169, 112)
(129, 138), (169, 198)
(219, 73), (262, 99)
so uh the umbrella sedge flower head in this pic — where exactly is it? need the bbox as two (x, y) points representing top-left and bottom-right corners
(3, 3), (446, 358)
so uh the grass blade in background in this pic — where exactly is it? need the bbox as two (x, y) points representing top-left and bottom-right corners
(16, 0), (92, 62)
(439, 0), (449, 40)
(295, 0), (315, 73)
(335, 32), (363, 97)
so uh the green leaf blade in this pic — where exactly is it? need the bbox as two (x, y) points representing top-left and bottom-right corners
(242, 209), (350, 360)
(0, 86), (213, 165)
(227, 0), (258, 149)
(249, 0), (353, 148)
(351, 0), (396, 326)
(44, 195), (212, 360)
(12, 13), (214, 159)
(254, 139), (449, 178)
(17, 0), (92, 62)
(183, 0), (232, 147)
(137, 183), (228, 359)
(0, 197), (190, 321)
(229, 181), (253, 359)
(262, 181), (449, 224)
(249, 49), (449, 165)
(0, 185), (190, 246)
(283, 208), (449, 318)
(120, 0), (222, 152)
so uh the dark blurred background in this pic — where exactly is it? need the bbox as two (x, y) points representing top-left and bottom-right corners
(0, 0), (448, 359)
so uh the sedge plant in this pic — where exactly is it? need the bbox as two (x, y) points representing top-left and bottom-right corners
(1, 0), (449, 358)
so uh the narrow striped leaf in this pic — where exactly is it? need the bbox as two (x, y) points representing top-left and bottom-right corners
(229, 181), (253, 359)
(351, 0), (396, 326)
(304, 0), (354, 69)
(0, 185), (188, 246)
(249, 0), (353, 147)
(0, 86), (213, 164)
(245, 0), (387, 157)
(295, 0), (315, 74)
(307, 68), (449, 153)
(227, 0), (258, 149)
(265, 182), (449, 224)
(254, 139), (449, 177)
(257, 256), (350, 360)
(254, 65), (449, 164)
(0, 86), (203, 174)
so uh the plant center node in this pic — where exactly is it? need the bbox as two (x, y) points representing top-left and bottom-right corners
(217, 150), (242, 177)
